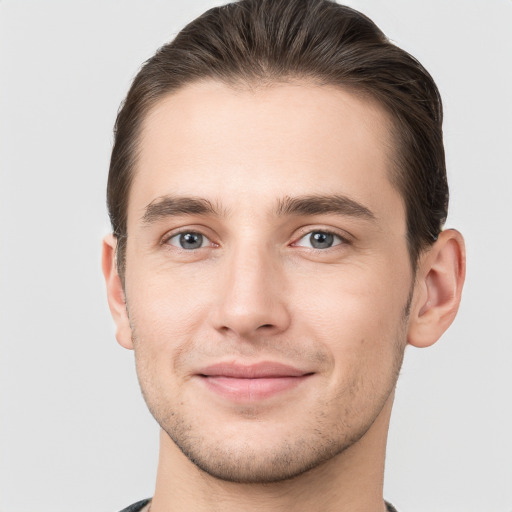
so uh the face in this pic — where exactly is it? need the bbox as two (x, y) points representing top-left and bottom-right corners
(122, 80), (414, 483)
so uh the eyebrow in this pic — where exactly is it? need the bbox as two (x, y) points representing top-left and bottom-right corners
(141, 193), (376, 225)
(275, 194), (376, 220)
(142, 196), (224, 225)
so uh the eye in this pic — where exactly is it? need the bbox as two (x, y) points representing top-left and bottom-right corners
(166, 231), (211, 250)
(294, 230), (344, 249)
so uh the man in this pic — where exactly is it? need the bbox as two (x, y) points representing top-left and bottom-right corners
(102, 0), (465, 510)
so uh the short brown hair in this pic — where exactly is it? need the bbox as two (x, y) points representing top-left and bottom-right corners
(108, 0), (447, 277)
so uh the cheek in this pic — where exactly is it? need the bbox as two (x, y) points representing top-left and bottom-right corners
(125, 265), (213, 357)
(291, 262), (410, 367)
(127, 274), (206, 407)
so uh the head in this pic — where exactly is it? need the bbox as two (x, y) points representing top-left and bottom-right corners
(103, 0), (465, 484)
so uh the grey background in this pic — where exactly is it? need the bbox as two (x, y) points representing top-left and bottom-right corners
(1, 1), (511, 511)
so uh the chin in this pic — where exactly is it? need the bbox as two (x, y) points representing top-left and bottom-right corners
(158, 410), (374, 485)
(171, 434), (345, 484)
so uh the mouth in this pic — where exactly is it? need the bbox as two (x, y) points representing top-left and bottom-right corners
(196, 361), (314, 402)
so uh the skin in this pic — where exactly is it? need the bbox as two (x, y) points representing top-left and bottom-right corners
(103, 80), (465, 512)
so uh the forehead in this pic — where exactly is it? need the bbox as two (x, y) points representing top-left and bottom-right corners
(129, 80), (401, 225)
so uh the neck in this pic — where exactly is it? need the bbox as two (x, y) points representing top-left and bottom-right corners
(149, 394), (393, 512)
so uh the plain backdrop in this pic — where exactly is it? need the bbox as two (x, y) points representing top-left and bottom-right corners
(1, 1), (511, 511)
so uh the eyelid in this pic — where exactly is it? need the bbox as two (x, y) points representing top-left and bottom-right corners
(160, 226), (218, 248)
(168, 232), (211, 249)
(158, 225), (352, 250)
(291, 227), (352, 248)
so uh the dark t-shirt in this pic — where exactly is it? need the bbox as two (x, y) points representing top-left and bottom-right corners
(119, 499), (151, 512)
(119, 498), (399, 511)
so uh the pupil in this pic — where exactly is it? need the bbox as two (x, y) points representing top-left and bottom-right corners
(180, 232), (203, 249)
(311, 232), (333, 249)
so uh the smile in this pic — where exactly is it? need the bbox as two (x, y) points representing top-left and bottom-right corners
(197, 362), (314, 401)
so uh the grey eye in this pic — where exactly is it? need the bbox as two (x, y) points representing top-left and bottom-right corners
(168, 232), (209, 250)
(296, 231), (341, 249)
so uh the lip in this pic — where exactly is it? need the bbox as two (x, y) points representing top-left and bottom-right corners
(196, 362), (313, 402)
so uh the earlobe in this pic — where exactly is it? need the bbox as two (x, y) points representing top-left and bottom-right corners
(101, 234), (134, 350)
(407, 229), (466, 348)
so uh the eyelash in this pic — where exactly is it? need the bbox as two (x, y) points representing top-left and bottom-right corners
(161, 229), (217, 251)
(160, 227), (352, 252)
(291, 228), (350, 250)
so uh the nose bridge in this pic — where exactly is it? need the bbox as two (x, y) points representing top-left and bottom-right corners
(231, 242), (273, 305)
(213, 238), (290, 337)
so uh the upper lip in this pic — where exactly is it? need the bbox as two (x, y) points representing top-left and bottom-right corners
(198, 361), (311, 378)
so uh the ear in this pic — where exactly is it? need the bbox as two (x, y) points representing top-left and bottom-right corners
(407, 229), (466, 348)
(101, 234), (133, 350)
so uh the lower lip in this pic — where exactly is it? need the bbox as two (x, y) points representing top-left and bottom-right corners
(199, 375), (310, 401)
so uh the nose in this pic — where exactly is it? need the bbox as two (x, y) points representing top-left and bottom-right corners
(211, 244), (291, 339)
